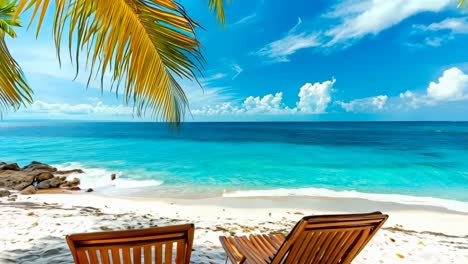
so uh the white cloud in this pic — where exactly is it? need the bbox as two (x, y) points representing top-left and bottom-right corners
(337, 95), (388, 112)
(413, 17), (468, 46)
(423, 36), (448, 46)
(230, 13), (257, 27)
(231, 64), (243, 80)
(338, 67), (468, 113)
(420, 17), (468, 33)
(297, 79), (335, 113)
(427, 67), (468, 101)
(256, 18), (321, 62)
(325, 0), (453, 46)
(202, 73), (227, 83)
(255, 0), (455, 62)
(21, 101), (133, 116)
(398, 90), (431, 109)
(193, 79), (335, 116)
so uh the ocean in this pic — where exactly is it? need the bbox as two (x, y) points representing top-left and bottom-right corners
(1, 121), (467, 212)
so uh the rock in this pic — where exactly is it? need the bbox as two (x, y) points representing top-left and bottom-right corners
(14, 182), (32, 191)
(111, 173), (117, 181)
(86, 188), (93, 192)
(37, 177), (62, 189)
(13, 181), (32, 191)
(35, 172), (54, 182)
(22, 161), (57, 172)
(0, 161), (82, 191)
(55, 169), (84, 174)
(0, 189), (10, 197)
(61, 177), (80, 187)
(0, 163), (20, 171)
(68, 186), (81, 191)
(0, 170), (34, 190)
(0, 162), (6, 166)
(69, 178), (80, 185)
(20, 186), (37, 195)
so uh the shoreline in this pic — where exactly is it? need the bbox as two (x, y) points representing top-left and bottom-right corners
(1, 192), (467, 263)
(61, 192), (468, 236)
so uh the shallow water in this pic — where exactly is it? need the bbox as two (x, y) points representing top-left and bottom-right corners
(1, 121), (467, 211)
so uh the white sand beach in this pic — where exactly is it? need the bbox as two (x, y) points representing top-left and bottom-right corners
(1, 192), (467, 264)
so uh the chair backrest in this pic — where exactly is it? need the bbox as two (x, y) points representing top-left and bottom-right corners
(66, 224), (194, 264)
(271, 212), (388, 264)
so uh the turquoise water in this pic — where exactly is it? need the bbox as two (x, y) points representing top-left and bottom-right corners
(1, 121), (467, 211)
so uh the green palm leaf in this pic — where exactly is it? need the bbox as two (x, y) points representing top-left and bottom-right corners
(15, 0), (226, 123)
(0, 0), (32, 117)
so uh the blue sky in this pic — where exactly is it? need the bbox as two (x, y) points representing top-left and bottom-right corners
(5, 0), (468, 121)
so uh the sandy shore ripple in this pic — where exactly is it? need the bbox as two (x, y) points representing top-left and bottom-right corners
(1, 193), (467, 264)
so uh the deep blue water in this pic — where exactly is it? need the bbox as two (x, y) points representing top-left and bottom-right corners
(1, 121), (467, 211)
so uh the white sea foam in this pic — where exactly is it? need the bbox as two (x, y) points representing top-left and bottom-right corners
(54, 162), (163, 190)
(222, 187), (468, 213)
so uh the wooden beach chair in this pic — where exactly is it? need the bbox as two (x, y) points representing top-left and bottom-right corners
(219, 212), (388, 264)
(66, 224), (194, 264)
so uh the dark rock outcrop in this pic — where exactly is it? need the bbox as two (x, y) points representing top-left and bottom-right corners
(0, 161), (92, 195)
(36, 172), (54, 182)
(0, 170), (34, 189)
(0, 163), (20, 171)
(55, 169), (84, 175)
(38, 177), (63, 189)
(111, 173), (117, 181)
(22, 161), (57, 172)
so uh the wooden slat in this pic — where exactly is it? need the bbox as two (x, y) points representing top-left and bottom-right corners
(78, 233), (186, 246)
(270, 234), (286, 249)
(234, 236), (266, 264)
(99, 248), (111, 264)
(111, 248), (121, 264)
(248, 236), (271, 262)
(155, 242), (163, 264)
(341, 229), (370, 264)
(176, 239), (186, 264)
(76, 250), (88, 263)
(321, 231), (347, 264)
(331, 230), (360, 264)
(305, 219), (384, 229)
(309, 231), (337, 263)
(122, 247), (132, 264)
(88, 249), (99, 263)
(134, 247), (142, 264)
(287, 232), (315, 263)
(220, 236), (245, 264)
(305, 231), (328, 263)
(165, 242), (174, 264)
(144, 245), (152, 264)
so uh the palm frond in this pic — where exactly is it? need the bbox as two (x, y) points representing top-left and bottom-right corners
(0, 36), (32, 116)
(208, 0), (226, 25)
(0, 0), (31, 117)
(15, 0), (211, 123)
(0, 0), (21, 38)
(459, 0), (467, 8)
